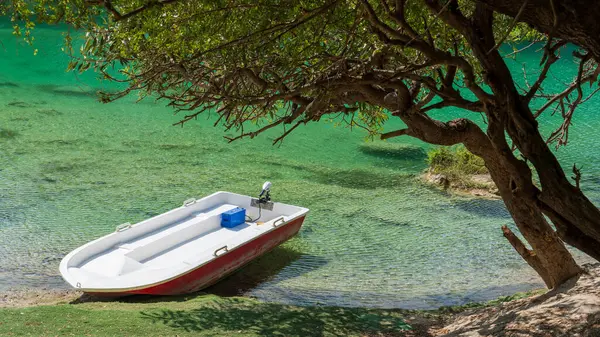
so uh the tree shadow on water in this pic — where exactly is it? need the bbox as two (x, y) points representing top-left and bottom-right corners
(36, 84), (97, 98)
(261, 159), (412, 190)
(359, 143), (427, 162)
(35, 84), (119, 99)
(451, 198), (510, 218)
(140, 301), (415, 337)
(310, 169), (412, 190)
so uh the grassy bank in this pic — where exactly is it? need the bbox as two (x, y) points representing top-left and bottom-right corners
(0, 294), (423, 337)
(0, 288), (552, 337)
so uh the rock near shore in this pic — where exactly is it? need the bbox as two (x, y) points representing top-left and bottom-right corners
(422, 171), (500, 199)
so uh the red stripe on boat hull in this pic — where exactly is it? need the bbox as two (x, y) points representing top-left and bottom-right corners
(86, 216), (305, 297)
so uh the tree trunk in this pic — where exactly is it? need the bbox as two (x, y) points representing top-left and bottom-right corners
(457, 3), (599, 277)
(392, 109), (583, 289)
(503, 108), (600, 260)
(460, 1), (600, 261)
(477, 146), (583, 288)
(386, 2), (588, 288)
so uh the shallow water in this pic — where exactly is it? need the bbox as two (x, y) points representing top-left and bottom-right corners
(0, 26), (598, 309)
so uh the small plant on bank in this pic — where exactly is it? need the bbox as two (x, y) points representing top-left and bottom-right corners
(426, 146), (489, 189)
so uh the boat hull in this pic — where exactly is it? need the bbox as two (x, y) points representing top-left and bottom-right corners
(86, 215), (305, 296)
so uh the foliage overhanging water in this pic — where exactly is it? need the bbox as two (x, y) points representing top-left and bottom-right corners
(0, 25), (598, 309)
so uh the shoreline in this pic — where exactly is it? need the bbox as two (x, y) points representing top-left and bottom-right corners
(0, 281), (546, 309)
(1, 263), (598, 336)
(0, 288), (82, 308)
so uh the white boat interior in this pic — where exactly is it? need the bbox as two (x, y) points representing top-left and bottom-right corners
(59, 191), (308, 291)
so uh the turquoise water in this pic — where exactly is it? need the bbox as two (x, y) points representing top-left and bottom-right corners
(1, 26), (598, 309)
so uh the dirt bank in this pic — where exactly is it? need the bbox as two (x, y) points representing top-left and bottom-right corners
(432, 263), (600, 336)
(0, 288), (81, 308)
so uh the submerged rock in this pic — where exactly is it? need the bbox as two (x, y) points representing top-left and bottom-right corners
(7, 101), (32, 108)
(0, 82), (19, 88)
(37, 109), (62, 116)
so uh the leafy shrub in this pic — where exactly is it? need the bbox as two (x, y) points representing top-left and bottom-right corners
(454, 146), (488, 175)
(427, 147), (456, 171)
(428, 145), (487, 174)
(427, 145), (489, 189)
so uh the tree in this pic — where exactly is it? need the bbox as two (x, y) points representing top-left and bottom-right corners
(11, 0), (600, 288)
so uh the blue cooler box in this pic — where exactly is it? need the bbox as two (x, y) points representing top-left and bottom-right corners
(221, 207), (246, 228)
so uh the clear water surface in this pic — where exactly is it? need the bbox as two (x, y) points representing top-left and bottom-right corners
(0, 25), (598, 309)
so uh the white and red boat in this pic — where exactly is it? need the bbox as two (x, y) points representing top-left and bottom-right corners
(59, 188), (308, 296)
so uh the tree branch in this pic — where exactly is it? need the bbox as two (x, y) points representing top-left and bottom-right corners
(524, 40), (566, 103)
(380, 128), (410, 139)
(501, 225), (551, 288)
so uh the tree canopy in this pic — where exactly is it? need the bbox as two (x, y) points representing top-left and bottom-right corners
(69, 1), (546, 142)
(5, 0), (600, 289)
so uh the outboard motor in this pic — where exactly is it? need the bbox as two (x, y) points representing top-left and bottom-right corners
(259, 181), (272, 203)
(251, 181), (274, 211)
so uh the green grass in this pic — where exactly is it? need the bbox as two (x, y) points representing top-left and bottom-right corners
(0, 295), (416, 337)
(0, 289), (548, 336)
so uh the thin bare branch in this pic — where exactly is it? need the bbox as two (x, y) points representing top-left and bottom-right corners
(486, 0), (529, 55)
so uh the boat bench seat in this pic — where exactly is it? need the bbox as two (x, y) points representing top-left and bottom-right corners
(122, 204), (240, 263)
(114, 204), (238, 252)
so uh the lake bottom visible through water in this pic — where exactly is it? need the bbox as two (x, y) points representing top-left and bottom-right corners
(0, 27), (599, 309)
